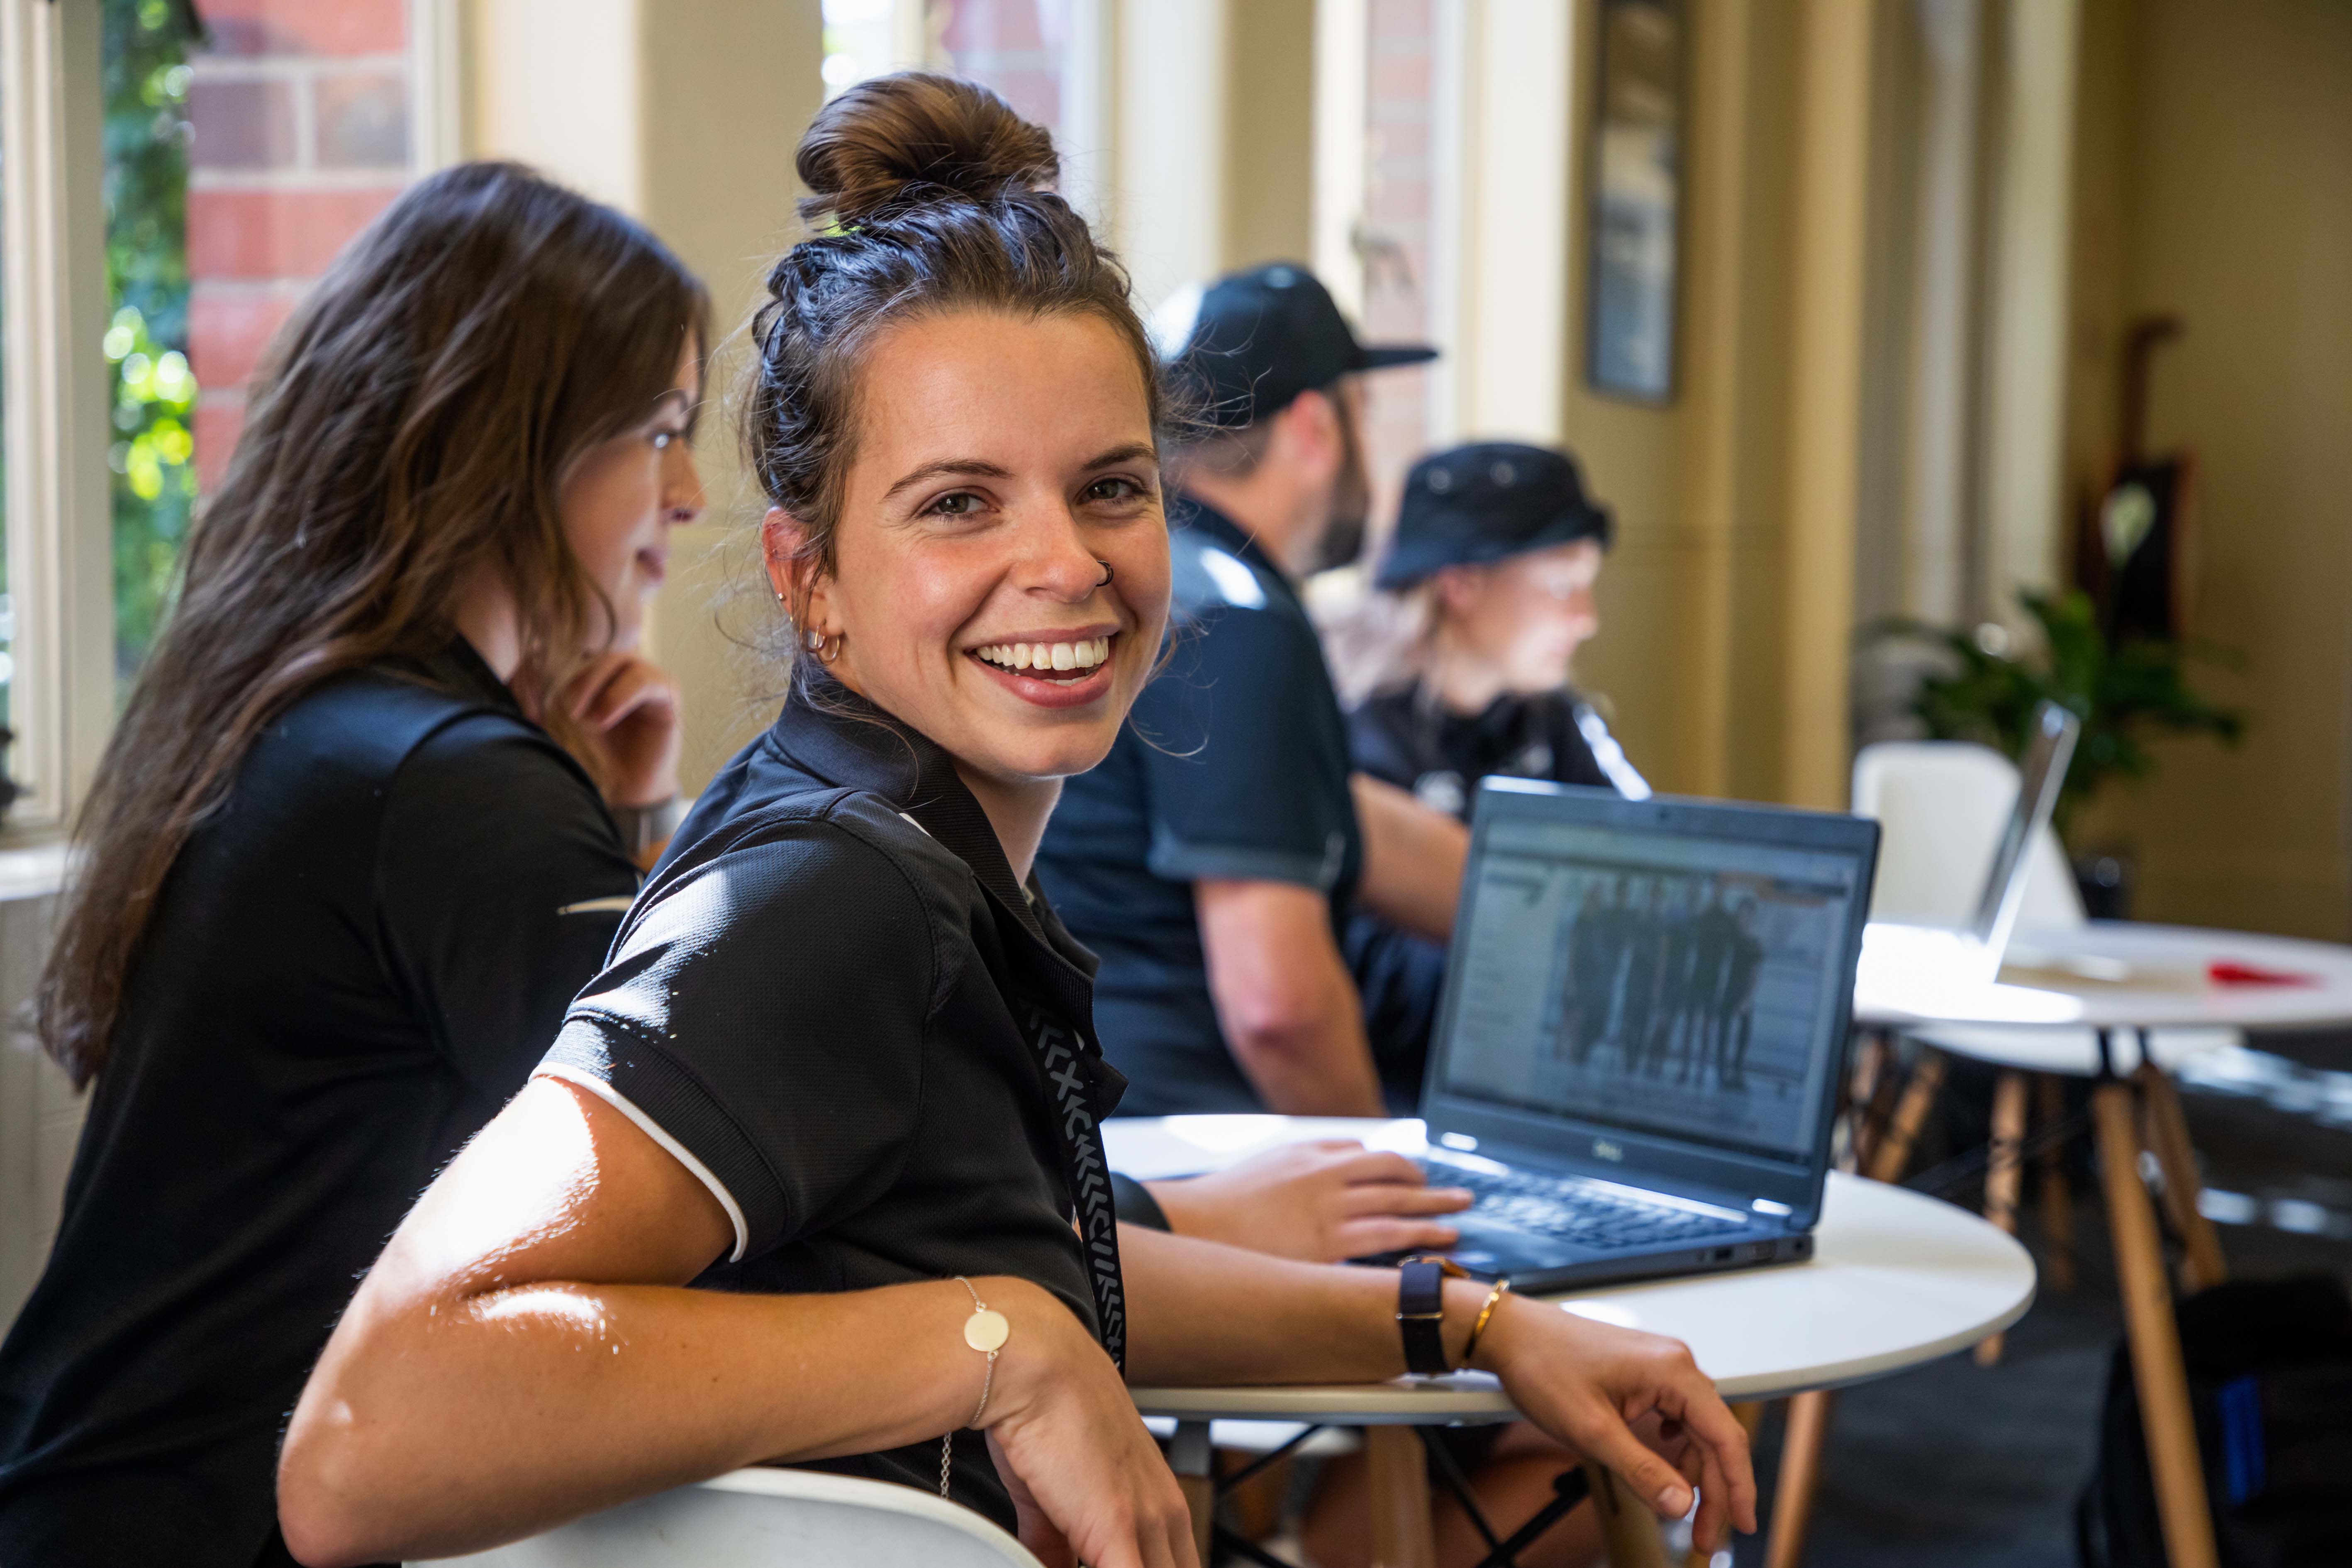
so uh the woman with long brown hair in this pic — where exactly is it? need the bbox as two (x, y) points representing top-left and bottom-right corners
(278, 76), (1753, 1568)
(0, 161), (708, 1568)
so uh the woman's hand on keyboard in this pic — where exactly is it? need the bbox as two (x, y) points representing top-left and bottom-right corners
(1467, 1290), (1757, 1553)
(1145, 1141), (1473, 1263)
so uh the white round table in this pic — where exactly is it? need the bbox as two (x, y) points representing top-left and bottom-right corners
(1854, 919), (2352, 1037)
(1110, 1116), (2033, 1568)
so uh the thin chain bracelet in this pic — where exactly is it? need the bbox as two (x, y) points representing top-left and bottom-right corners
(941, 1277), (1009, 1498)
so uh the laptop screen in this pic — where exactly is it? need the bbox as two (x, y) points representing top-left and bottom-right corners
(1435, 807), (1867, 1165)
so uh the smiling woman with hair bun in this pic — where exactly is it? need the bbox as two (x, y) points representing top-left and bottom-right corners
(280, 74), (1755, 1568)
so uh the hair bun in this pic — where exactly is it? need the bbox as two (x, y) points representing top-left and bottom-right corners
(796, 72), (1058, 226)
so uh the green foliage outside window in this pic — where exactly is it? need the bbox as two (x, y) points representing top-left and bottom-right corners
(103, 0), (200, 689)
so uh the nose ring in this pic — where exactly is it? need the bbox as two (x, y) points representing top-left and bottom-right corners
(1095, 559), (1114, 588)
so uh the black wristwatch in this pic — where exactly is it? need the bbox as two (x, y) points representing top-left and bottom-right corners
(1397, 1256), (1469, 1376)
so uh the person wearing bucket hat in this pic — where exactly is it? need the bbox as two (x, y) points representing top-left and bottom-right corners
(1036, 262), (1473, 1124)
(1338, 440), (1650, 1098)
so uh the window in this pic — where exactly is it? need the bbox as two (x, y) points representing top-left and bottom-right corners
(2, 54), (14, 755)
(0, 0), (431, 833)
(102, 0), (197, 689)
(819, 0), (1103, 215)
(1355, 0), (1442, 539)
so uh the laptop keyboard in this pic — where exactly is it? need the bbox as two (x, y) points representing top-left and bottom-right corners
(1427, 1161), (1752, 1251)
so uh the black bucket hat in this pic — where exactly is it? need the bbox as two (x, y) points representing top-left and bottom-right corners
(1374, 442), (1613, 591)
(1150, 262), (1437, 429)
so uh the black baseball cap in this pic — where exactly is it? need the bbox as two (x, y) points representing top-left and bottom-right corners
(1150, 262), (1438, 429)
(1375, 441), (1613, 591)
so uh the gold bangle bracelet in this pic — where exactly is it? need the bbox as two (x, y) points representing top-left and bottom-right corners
(1461, 1278), (1512, 1363)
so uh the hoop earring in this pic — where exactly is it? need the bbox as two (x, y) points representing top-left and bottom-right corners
(1095, 559), (1114, 587)
(803, 627), (841, 666)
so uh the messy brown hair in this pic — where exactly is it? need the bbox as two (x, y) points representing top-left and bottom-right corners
(37, 161), (708, 1087)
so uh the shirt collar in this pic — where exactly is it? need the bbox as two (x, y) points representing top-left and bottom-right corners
(762, 672), (1074, 959)
(1172, 494), (1299, 600)
(428, 636), (525, 716)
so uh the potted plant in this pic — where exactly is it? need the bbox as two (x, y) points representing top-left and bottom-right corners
(1863, 588), (2242, 915)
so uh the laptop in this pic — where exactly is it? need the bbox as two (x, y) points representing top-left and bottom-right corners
(1399, 782), (1881, 1291)
(1858, 700), (2082, 988)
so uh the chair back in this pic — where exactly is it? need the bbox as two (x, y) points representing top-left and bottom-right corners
(410, 1466), (1047, 1568)
(1851, 741), (2082, 932)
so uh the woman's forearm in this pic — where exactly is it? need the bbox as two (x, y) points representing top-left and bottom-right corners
(1119, 1224), (1488, 1387)
(280, 1272), (1026, 1566)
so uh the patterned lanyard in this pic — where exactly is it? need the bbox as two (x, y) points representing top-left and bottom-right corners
(1015, 1000), (1126, 1370)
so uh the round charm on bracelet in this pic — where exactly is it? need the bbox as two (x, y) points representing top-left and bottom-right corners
(964, 1308), (1010, 1353)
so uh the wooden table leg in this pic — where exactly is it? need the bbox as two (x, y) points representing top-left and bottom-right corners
(1365, 1425), (1437, 1568)
(2136, 1063), (2229, 1293)
(1976, 1069), (2029, 1366)
(2092, 1083), (2220, 1568)
(1865, 1048), (1945, 1183)
(2035, 1072), (2077, 1292)
(1584, 1461), (1672, 1568)
(1167, 1419), (1214, 1565)
(1762, 1391), (1835, 1568)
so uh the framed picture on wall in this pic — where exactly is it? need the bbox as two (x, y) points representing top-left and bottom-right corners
(1585, 0), (1685, 405)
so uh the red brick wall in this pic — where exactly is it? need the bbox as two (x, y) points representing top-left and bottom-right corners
(185, 0), (412, 491)
(1361, 0), (1437, 546)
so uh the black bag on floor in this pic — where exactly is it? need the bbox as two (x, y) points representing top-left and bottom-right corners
(2078, 1275), (2352, 1568)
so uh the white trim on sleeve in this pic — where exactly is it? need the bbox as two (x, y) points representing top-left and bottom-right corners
(534, 1063), (751, 1263)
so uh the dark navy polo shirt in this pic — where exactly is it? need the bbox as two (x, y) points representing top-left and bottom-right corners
(539, 675), (1125, 1530)
(0, 642), (638, 1568)
(1036, 497), (1364, 1114)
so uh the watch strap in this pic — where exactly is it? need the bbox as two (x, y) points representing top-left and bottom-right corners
(1397, 1256), (1460, 1375)
(610, 795), (685, 857)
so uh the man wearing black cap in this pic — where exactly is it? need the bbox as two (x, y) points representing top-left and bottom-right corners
(1034, 262), (1465, 1117)
(1343, 440), (1651, 1093)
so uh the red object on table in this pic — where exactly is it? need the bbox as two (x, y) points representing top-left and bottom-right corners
(2208, 961), (2318, 987)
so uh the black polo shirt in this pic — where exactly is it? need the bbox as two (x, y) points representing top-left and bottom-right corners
(0, 641), (639, 1568)
(1035, 498), (1364, 1115)
(1345, 684), (1650, 1101)
(538, 675), (1127, 1531)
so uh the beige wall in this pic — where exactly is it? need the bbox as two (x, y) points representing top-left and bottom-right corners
(2065, 0), (2352, 939)
(468, 0), (826, 792)
(1563, 0), (1874, 811)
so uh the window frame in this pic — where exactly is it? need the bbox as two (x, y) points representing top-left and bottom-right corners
(1, 0), (115, 839)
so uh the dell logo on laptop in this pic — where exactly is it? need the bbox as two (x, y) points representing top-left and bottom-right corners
(1593, 1139), (1624, 1162)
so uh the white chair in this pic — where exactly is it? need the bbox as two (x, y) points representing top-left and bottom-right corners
(411, 1466), (1046, 1568)
(1852, 740), (2080, 932)
(1852, 739), (2237, 1074)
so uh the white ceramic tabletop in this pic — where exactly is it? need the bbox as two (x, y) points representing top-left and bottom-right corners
(1113, 1117), (2035, 1422)
(1852, 921), (2352, 1033)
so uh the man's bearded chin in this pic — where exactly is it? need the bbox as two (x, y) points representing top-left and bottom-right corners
(1308, 440), (1373, 575)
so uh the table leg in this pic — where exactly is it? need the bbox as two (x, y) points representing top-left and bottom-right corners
(1841, 1032), (1890, 1171)
(2091, 1083), (2220, 1568)
(2136, 1063), (2229, 1294)
(1365, 1426), (1437, 1568)
(1762, 1391), (1834, 1568)
(1583, 1462), (1671, 1568)
(1167, 1419), (1214, 1565)
(1975, 1069), (2029, 1366)
(2035, 1072), (2077, 1292)
(1865, 1047), (1945, 1184)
